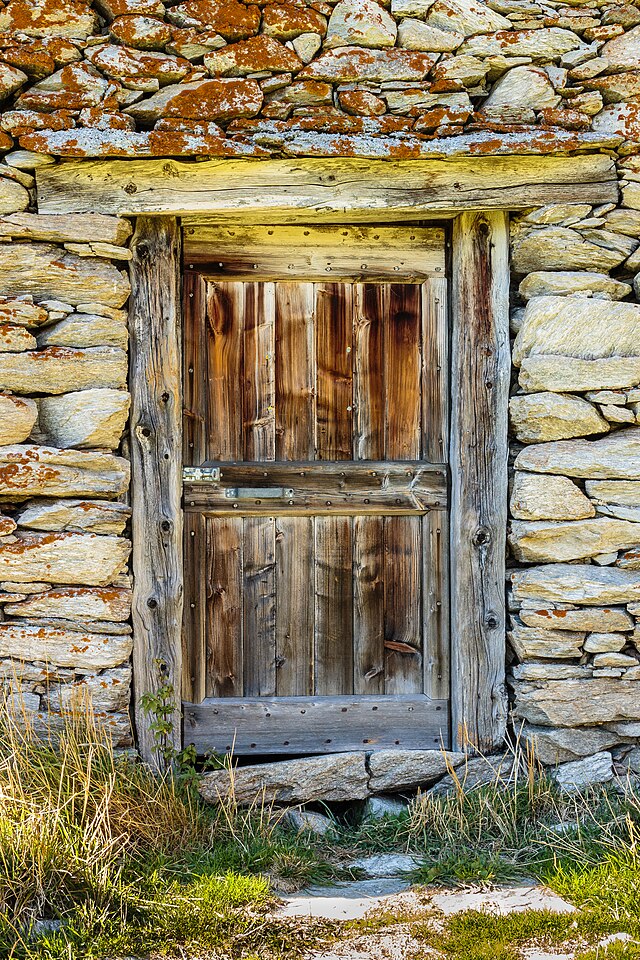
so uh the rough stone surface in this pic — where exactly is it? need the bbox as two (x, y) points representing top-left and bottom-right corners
(512, 229), (627, 275)
(0, 395), (37, 445)
(515, 429), (640, 481)
(511, 564), (640, 606)
(514, 680), (640, 726)
(363, 795), (408, 820)
(37, 313), (128, 350)
(427, 0), (510, 37)
(326, 0), (397, 50)
(514, 297), (640, 366)
(519, 606), (634, 633)
(199, 753), (370, 804)
(0, 445), (129, 499)
(519, 356), (640, 394)
(508, 621), (584, 660)
(509, 518), (640, 563)
(509, 392), (608, 443)
(368, 750), (465, 792)
(35, 389), (130, 448)
(4, 585), (131, 621)
(300, 47), (437, 82)
(430, 754), (515, 796)
(0, 348), (127, 396)
(523, 724), (622, 765)
(510, 473), (595, 522)
(519, 272), (632, 301)
(16, 499), (130, 535)
(0, 622), (132, 670)
(552, 752), (613, 791)
(0, 532), (130, 586)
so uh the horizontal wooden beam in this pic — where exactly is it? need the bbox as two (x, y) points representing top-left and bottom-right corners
(183, 461), (448, 516)
(36, 155), (617, 221)
(183, 694), (448, 755)
(184, 223), (446, 281)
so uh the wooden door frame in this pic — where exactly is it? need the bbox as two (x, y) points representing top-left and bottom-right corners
(128, 209), (509, 762)
(117, 154), (618, 763)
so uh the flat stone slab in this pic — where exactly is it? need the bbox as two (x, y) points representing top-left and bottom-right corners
(348, 854), (421, 879)
(429, 883), (575, 916)
(279, 878), (413, 920)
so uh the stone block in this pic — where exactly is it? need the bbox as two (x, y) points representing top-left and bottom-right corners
(0, 395), (37, 445)
(520, 356), (640, 394)
(0, 242), (130, 307)
(520, 606), (633, 633)
(508, 621), (584, 660)
(368, 750), (465, 792)
(510, 473), (594, 521)
(509, 517), (640, 563)
(519, 272), (632, 301)
(0, 445), (129, 499)
(35, 389), (130, 448)
(515, 429), (640, 481)
(0, 622), (132, 670)
(4, 585), (131, 622)
(511, 564), (640, 606)
(16, 499), (130, 535)
(509, 392), (608, 443)
(0, 532), (130, 586)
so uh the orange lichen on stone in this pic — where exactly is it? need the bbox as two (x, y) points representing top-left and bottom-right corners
(0, 47), (56, 78)
(169, 0), (261, 40)
(0, 0), (98, 39)
(204, 35), (303, 76)
(262, 3), (327, 40)
(338, 89), (386, 116)
(110, 16), (173, 51)
(299, 46), (438, 82)
(86, 44), (191, 85)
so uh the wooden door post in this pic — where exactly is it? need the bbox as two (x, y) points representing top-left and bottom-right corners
(450, 211), (510, 753)
(129, 216), (183, 766)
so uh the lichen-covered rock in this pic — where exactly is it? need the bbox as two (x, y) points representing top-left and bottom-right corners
(86, 44), (191, 85)
(482, 66), (559, 115)
(204, 36), (302, 76)
(0, 0), (98, 39)
(459, 27), (584, 59)
(510, 473), (595, 522)
(509, 517), (640, 563)
(519, 356), (640, 394)
(520, 607), (634, 633)
(519, 272), (632, 301)
(0, 63), (27, 102)
(0, 622), (132, 670)
(200, 753), (370, 804)
(512, 564), (640, 606)
(426, 0), (509, 37)
(592, 102), (640, 141)
(42, 667), (131, 713)
(125, 78), (263, 123)
(17, 64), (109, 112)
(5, 585), (131, 621)
(0, 347), (127, 395)
(0, 243), (130, 307)
(509, 392), (608, 443)
(35, 389), (130, 448)
(0, 445), (129, 499)
(0, 395), (37, 445)
(167, 0), (261, 40)
(397, 18), (462, 51)
(514, 297), (640, 366)
(16, 499), (130, 535)
(299, 47), (437, 82)
(601, 25), (640, 70)
(0, 299), (48, 328)
(110, 15), (172, 50)
(262, 4), (327, 41)
(0, 213), (132, 246)
(0, 531), (130, 586)
(0, 325), (36, 353)
(515, 429), (640, 481)
(326, 0), (397, 50)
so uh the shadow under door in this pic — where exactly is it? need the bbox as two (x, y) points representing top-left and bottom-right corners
(181, 224), (450, 756)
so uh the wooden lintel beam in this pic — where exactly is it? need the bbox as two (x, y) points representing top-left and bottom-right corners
(36, 154), (617, 221)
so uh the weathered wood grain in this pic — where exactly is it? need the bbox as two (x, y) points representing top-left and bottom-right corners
(315, 515), (353, 696)
(316, 282), (353, 462)
(206, 281), (243, 461)
(243, 282), (275, 461)
(243, 516), (276, 698)
(275, 516), (314, 696)
(184, 224), (445, 280)
(450, 211), (510, 752)
(183, 694), (449, 755)
(207, 516), (243, 698)
(275, 282), (315, 460)
(353, 515), (385, 695)
(129, 216), (183, 767)
(182, 511), (206, 704)
(38, 156), (618, 219)
(182, 273), (207, 466)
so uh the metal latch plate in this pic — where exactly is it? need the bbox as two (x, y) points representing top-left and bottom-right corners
(183, 466), (221, 483)
(224, 487), (294, 500)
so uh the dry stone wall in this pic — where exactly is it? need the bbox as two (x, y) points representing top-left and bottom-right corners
(0, 0), (639, 773)
(0, 206), (133, 746)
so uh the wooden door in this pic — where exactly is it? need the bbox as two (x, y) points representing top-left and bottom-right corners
(182, 225), (450, 756)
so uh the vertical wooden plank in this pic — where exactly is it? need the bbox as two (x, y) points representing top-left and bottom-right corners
(353, 283), (385, 461)
(353, 515), (384, 695)
(182, 272), (207, 467)
(243, 281), (276, 461)
(206, 280), (244, 461)
(182, 512), (206, 703)
(315, 516), (353, 695)
(276, 282), (315, 460)
(385, 284), (421, 461)
(316, 282), (353, 461)
(276, 516), (314, 696)
(129, 216), (182, 766)
(243, 516), (277, 697)
(423, 510), (450, 703)
(206, 516), (243, 698)
(450, 211), (509, 752)
(422, 277), (449, 464)
(384, 516), (423, 694)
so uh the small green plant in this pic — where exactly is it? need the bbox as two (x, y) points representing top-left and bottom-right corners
(139, 659), (178, 771)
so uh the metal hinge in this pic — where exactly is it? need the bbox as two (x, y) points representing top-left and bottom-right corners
(183, 466), (221, 483)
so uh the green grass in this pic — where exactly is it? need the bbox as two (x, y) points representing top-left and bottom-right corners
(7, 710), (640, 960)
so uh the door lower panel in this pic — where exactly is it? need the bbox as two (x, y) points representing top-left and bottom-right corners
(183, 695), (449, 755)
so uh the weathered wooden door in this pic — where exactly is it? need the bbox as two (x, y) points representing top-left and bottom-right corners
(181, 225), (450, 755)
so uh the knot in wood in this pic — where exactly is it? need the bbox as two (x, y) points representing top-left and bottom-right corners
(485, 613), (499, 630)
(473, 525), (491, 547)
